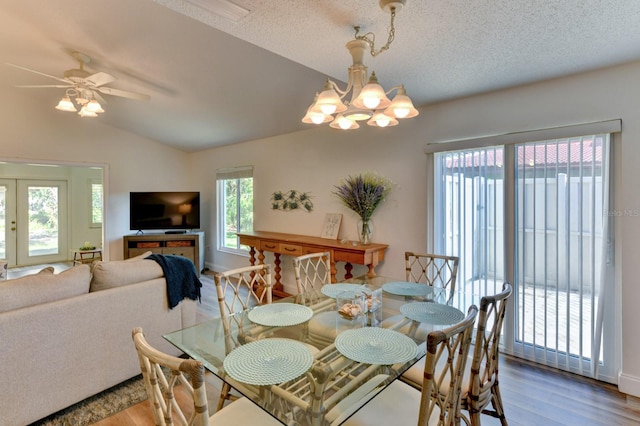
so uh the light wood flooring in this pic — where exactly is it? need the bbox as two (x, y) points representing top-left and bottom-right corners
(13, 265), (640, 425)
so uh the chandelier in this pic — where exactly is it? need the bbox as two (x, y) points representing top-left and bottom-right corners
(302, 0), (418, 130)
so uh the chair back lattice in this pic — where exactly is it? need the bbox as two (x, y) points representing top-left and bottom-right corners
(419, 305), (478, 426)
(405, 252), (460, 303)
(463, 282), (513, 424)
(293, 251), (332, 294)
(132, 327), (209, 426)
(214, 264), (273, 319)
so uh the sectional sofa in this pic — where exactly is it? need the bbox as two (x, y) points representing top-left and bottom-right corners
(0, 255), (197, 425)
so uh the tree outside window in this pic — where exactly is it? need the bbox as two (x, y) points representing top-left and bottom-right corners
(90, 181), (103, 228)
(217, 167), (253, 251)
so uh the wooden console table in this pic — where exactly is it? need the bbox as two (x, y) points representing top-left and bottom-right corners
(237, 231), (388, 297)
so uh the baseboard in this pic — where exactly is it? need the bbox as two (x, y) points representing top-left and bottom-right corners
(618, 372), (640, 398)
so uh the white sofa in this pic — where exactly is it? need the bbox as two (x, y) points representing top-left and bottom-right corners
(0, 256), (197, 426)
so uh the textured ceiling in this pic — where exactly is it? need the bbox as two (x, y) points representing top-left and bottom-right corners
(2, 0), (640, 152)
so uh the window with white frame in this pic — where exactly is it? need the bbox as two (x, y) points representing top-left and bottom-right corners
(216, 166), (253, 252)
(90, 180), (102, 228)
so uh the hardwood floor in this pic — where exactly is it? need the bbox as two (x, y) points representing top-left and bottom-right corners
(93, 353), (640, 425)
(16, 265), (640, 425)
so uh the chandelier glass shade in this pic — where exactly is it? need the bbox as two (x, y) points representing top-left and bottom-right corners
(302, 0), (418, 130)
(55, 88), (105, 118)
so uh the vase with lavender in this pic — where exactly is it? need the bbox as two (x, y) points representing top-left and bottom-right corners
(332, 172), (393, 245)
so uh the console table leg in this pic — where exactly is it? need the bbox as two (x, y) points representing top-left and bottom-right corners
(344, 262), (353, 279)
(248, 246), (256, 266)
(367, 264), (377, 278)
(330, 260), (338, 283)
(273, 253), (283, 293)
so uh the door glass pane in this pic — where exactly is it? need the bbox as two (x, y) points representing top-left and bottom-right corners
(514, 135), (608, 371)
(28, 185), (59, 256)
(434, 147), (505, 302)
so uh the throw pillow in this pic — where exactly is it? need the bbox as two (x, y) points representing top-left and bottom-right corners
(0, 265), (91, 313)
(90, 258), (163, 292)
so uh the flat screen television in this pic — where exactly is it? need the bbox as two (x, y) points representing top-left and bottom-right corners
(130, 191), (200, 232)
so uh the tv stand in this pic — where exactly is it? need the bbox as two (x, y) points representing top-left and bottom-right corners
(165, 230), (187, 234)
(123, 232), (205, 274)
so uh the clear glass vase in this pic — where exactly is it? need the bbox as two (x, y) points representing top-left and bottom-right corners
(357, 218), (373, 245)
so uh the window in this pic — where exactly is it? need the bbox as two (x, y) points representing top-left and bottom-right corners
(216, 166), (253, 252)
(90, 180), (103, 228)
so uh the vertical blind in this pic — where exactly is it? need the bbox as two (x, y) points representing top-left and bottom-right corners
(429, 121), (618, 382)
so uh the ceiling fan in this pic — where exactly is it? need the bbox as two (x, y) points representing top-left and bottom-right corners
(6, 50), (150, 117)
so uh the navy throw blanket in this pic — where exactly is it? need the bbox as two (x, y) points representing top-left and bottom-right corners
(146, 254), (202, 309)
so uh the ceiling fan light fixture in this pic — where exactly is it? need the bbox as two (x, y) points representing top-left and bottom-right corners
(55, 96), (77, 112)
(86, 99), (104, 113)
(78, 107), (98, 118)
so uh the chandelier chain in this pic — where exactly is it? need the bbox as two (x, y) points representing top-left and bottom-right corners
(354, 7), (396, 57)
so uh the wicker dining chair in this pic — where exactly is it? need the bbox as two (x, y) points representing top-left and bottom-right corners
(213, 264), (273, 411)
(405, 252), (460, 304)
(379, 252), (461, 341)
(402, 283), (513, 426)
(341, 305), (478, 426)
(131, 327), (281, 425)
(293, 251), (332, 293)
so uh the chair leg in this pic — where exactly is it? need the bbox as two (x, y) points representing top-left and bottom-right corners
(217, 382), (232, 411)
(490, 382), (508, 426)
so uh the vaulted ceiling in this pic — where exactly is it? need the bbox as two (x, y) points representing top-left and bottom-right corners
(2, 0), (640, 152)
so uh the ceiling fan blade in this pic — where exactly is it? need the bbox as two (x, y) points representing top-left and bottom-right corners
(5, 62), (69, 84)
(92, 91), (107, 105)
(96, 86), (150, 101)
(85, 72), (116, 88)
(16, 84), (73, 88)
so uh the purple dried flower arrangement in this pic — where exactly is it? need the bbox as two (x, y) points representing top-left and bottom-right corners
(332, 172), (393, 221)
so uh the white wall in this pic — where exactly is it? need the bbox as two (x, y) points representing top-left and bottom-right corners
(190, 60), (640, 397)
(1, 86), (192, 260)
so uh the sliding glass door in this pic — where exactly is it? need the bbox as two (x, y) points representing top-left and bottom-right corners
(433, 135), (615, 382)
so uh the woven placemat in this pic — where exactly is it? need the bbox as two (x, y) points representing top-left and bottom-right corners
(321, 283), (367, 298)
(400, 301), (465, 325)
(335, 327), (418, 365)
(248, 303), (313, 327)
(223, 338), (314, 385)
(382, 281), (435, 297)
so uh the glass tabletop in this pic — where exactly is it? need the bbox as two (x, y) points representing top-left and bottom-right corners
(163, 275), (475, 425)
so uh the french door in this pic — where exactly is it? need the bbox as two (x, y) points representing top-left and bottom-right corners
(432, 135), (616, 382)
(0, 179), (68, 266)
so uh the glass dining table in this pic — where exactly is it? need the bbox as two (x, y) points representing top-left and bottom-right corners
(163, 275), (473, 425)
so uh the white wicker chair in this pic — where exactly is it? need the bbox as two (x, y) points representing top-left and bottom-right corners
(213, 264), (273, 411)
(131, 327), (281, 425)
(402, 283), (513, 425)
(340, 305), (478, 426)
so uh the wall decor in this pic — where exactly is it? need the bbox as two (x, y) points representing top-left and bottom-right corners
(271, 190), (313, 212)
(320, 213), (342, 239)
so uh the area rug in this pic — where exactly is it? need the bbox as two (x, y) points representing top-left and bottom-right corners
(29, 374), (147, 425)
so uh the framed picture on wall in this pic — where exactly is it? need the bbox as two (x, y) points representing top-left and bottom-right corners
(320, 213), (342, 239)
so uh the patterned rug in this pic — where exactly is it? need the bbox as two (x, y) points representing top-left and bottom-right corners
(29, 375), (148, 425)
